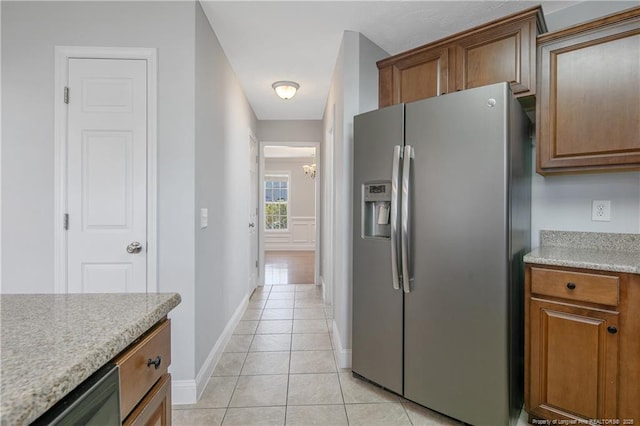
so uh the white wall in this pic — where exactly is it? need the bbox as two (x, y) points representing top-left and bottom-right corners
(1, 0), (197, 384)
(1, 1), (258, 404)
(322, 31), (388, 368)
(257, 120), (323, 142)
(193, 0), (257, 395)
(531, 170), (640, 247)
(531, 1), (640, 247)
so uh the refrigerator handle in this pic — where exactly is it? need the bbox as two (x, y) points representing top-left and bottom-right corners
(390, 145), (402, 291)
(401, 145), (413, 293)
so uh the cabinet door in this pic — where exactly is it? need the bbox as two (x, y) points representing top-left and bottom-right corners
(528, 299), (618, 420)
(455, 17), (538, 96)
(124, 373), (171, 426)
(537, 12), (640, 174)
(378, 47), (452, 107)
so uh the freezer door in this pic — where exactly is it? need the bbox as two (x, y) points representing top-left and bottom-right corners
(403, 83), (519, 425)
(352, 104), (404, 395)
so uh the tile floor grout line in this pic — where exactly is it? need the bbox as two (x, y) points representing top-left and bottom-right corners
(224, 303), (261, 422)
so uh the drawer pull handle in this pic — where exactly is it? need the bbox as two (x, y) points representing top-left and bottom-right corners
(147, 355), (162, 370)
(566, 282), (576, 290)
(607, 326), (618, 335)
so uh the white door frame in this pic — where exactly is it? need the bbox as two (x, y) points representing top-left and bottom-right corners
(324, 106), (335, 304)
(53, 46), (158, 293)
(248, 129), (260, 292)
(259, 141), (321, 286)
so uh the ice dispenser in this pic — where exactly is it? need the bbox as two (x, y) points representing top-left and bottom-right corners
(362, 182), (392, 239)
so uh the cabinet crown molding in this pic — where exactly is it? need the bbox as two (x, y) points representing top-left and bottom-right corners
(537, 5), (640, 45)
(377, 6), (546, 69)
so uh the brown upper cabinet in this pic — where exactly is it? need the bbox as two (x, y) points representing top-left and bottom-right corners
(377, 7), (547, 107)
(536, 7), (640, 175)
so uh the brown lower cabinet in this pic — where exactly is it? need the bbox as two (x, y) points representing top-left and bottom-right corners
(116, 319), (172, 425)
(124, 374), (171, 426)
(525, 265), (640, 423)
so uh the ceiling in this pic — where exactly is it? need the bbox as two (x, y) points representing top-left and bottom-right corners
(199, 1), (577, 121)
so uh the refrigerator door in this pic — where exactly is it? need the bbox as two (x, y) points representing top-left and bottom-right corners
(403, 83), (515, 425)
(352, 104), (404, 395)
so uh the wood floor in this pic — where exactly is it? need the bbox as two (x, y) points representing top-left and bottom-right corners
(264, 251), (314, 285)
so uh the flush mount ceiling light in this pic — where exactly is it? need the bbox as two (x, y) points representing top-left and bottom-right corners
(272, 81), (300, 100)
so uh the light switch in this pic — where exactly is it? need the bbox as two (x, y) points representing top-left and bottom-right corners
(200, 208), (208, 229)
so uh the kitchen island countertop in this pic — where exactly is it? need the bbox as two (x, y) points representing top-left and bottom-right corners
(524, 230), (640, 273)
(0, 292), (181, 426)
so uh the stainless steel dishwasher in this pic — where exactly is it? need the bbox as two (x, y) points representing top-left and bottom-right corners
(31, 363), (120, 425)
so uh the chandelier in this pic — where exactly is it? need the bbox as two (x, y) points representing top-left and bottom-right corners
(303, 163), (316, 179)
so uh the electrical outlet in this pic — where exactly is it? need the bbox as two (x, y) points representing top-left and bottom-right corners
(592, 200), (611, 222)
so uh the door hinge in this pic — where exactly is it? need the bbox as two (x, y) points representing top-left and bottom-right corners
(255, 260), (259, 268)
(64, 87), (70, 104)
(256, 155), (259, 164)
(63, 214), (69, 230)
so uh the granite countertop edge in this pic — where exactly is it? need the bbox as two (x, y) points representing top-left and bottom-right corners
(524, 231), (640, 274)
(524, 247), (640, 274)
(0, 293), (181, 426)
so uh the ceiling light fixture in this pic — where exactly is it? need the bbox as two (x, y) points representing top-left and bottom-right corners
(272, 81), (300, 100)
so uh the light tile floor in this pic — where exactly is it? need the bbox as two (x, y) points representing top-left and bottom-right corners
(173, 284), (530, 425)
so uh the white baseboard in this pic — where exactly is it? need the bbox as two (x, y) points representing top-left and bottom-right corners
(331, 319), (352, 369)
(320, 275), (326, 302)
(320, 275), (332, 307)
(172, 293), (250, 405)
(171, 379), (197, 405)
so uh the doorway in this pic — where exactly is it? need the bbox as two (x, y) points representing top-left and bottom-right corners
(259, 143), (320, 287)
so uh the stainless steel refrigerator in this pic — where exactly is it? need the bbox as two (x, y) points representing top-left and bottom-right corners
(352, 82), (531, 426)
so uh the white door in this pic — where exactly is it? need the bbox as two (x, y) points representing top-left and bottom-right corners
(66, 58), (148, 293)
(249, 135), (259, 291)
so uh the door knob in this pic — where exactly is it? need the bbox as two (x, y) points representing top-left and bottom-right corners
(127, 242), (143, 254)
(249, 223), (255, 228)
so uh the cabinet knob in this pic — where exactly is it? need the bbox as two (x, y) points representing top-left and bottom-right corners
(607, 326), (618, 335)
(566, 282), (576, 290)
(147, 355), (162, 369)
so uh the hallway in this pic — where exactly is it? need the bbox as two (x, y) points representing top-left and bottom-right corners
(171, 283), (463, 425)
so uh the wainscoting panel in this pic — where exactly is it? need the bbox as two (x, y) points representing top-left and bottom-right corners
(265, 216), (315, 250)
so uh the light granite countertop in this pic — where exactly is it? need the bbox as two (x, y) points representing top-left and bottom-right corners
(0, 292), (181, 426)
(524, 231), (640, 274)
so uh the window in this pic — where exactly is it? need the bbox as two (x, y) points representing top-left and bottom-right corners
(265, 174), (289, 230)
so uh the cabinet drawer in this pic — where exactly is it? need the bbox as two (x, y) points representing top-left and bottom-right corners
(116, 319), (171, 420)
(531, 268), (619, 306)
